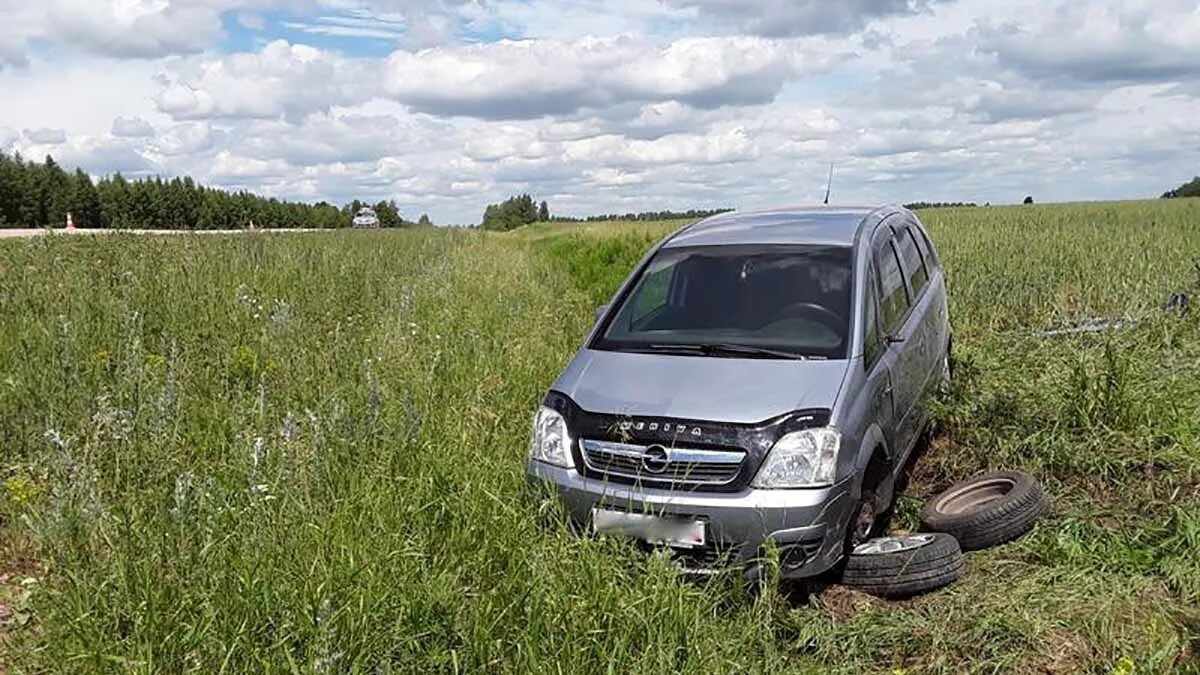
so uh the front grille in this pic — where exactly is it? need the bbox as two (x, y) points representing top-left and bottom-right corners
(581, 439), (745, 487)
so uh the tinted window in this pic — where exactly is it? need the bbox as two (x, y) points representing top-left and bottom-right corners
(628, 264), (673, 325)
(595, 244), (854, 359)
(893, 225), (928, 297)
(874, 238), (909, 335)
(911, 225), (937, 271)
(862, 265), (883, 368)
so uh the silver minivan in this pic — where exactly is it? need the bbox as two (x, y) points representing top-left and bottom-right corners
(526, 206), (951, 578)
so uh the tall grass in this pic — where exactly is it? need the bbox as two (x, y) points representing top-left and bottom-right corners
(2, 200), (1198, 673)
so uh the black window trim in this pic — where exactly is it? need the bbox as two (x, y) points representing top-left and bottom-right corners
(872, 217), (934, 338)
(910, 217), (940, 271)
(870, 226), (909, 336)
(861, 260), (885, 371)
(893, 221), (930, 299)
(903, 225), (931, 287)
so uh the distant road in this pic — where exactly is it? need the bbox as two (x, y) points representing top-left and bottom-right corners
(0, 228), (325, 239)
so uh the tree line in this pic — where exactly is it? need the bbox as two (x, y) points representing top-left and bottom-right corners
(480, 194), (549, 231)
(904, 202), (979, 210)
(550, 207), (732, 223)
(0, 152), (429, 229)
(1162, 177), (1200, 199)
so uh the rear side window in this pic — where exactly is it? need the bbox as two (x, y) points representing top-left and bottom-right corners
(894, 225), (928, 297)
(873, 237), (909, 335)
(912, 224), (938, 270)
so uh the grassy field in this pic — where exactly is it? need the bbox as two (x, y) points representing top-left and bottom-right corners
(1, 200), (1198, 673)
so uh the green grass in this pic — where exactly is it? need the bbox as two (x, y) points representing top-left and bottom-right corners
(2, 201), (1199, 673)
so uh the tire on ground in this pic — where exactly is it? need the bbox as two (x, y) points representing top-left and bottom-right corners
(919, 470), (1049, 551)
(841, 533), (963, 598)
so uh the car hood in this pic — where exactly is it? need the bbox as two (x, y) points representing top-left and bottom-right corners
(552, 348), (848, 424)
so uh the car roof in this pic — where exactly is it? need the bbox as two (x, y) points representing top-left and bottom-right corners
(663, 205), (901, 248)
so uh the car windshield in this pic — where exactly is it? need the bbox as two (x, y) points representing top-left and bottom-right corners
(594, 244), (854, 359)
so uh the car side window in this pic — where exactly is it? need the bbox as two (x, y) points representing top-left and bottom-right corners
(893, 224), (928, 297)
(873, 235), (909, 336)
(862, 264), (884, 368)
(912, 223), (938, 271)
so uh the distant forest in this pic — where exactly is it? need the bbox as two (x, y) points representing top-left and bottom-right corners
(478, 195), (735, 231)
(1162, 177), (1200, 199)
(0, 152), (427, 229)
(905, 202), (979, 210)
(549, 208), (733, 223)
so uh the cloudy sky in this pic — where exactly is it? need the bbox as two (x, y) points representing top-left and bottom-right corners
(1, 0), (1198, 224)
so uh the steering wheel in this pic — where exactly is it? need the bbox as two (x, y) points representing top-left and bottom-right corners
(778, 302), (846, 337)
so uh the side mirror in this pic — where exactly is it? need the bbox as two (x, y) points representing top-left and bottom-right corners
(595, 304), (610, 322)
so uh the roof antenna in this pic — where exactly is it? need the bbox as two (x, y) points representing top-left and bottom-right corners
(823, 162), (835, 205)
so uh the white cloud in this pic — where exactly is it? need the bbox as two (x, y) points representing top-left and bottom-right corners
(664, 0), (952, 36)
(24, 128), (67, 144)
(584, 168), (644, 187)
(155, 41), (378, 120)
(210, 150), (290, 179)
(112, 116), (155, 138)
(382, 36), (827, 119)
(975, 1), (1200, 85)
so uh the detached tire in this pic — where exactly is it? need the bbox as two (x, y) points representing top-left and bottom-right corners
(841, 533), (963, 598)
(919, 470), (1049, 551)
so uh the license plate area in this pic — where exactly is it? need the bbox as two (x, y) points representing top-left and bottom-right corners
(592, 509), (706, 549)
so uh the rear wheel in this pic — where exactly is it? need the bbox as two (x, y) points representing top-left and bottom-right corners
(919, 470), (1049, 551)
(841, 533), (963, 598)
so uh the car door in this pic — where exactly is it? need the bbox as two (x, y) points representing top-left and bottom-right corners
(887, 218), (938, 456)
(860, 259), (898, 458)
(870, 226), (915, 461)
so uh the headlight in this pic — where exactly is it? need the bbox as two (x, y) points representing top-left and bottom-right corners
(751, 428), (840, 488)
(528, 406), (574, 468)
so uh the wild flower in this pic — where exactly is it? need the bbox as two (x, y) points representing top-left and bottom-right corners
(235, 283), (257, 308)
(270, 298), (292, 326)
(1110, 657), (1136, 675)
(171, 472), (194, 518)
(42, 428), (67, 451)
(280, 413), (298, 442)
(249, 483), (273, 501)
(92, 393), (133, 442)
(311, 596), (343, 674)
(251, 436), (265, 473)
(144, 353), (168, 377)
(3, 474), (39, 506)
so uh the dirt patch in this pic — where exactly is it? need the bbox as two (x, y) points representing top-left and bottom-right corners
(0, 535), (42, 675)
(1029, 629), (1095, 674)
(818, 584), (875, 623)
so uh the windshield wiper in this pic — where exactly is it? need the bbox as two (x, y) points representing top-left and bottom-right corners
(643, 342), (811, 360)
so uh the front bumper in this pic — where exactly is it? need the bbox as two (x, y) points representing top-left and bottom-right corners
(526, 461), (855, 579)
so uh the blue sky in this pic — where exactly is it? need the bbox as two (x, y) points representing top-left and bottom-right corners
(1, 0), (1199, 224)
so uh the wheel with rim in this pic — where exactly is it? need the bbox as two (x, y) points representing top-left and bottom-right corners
(841, 533), (963, 598)
(919, 470), (1049, 551)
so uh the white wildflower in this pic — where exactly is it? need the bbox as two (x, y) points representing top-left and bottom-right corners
(280, 413), (297, 442)
(251, 436), (265, 472)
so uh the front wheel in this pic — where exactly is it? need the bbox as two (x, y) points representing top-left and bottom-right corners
(841, 533), (963, 598)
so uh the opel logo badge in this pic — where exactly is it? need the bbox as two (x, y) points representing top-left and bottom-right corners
(641, 445), (670, 474)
